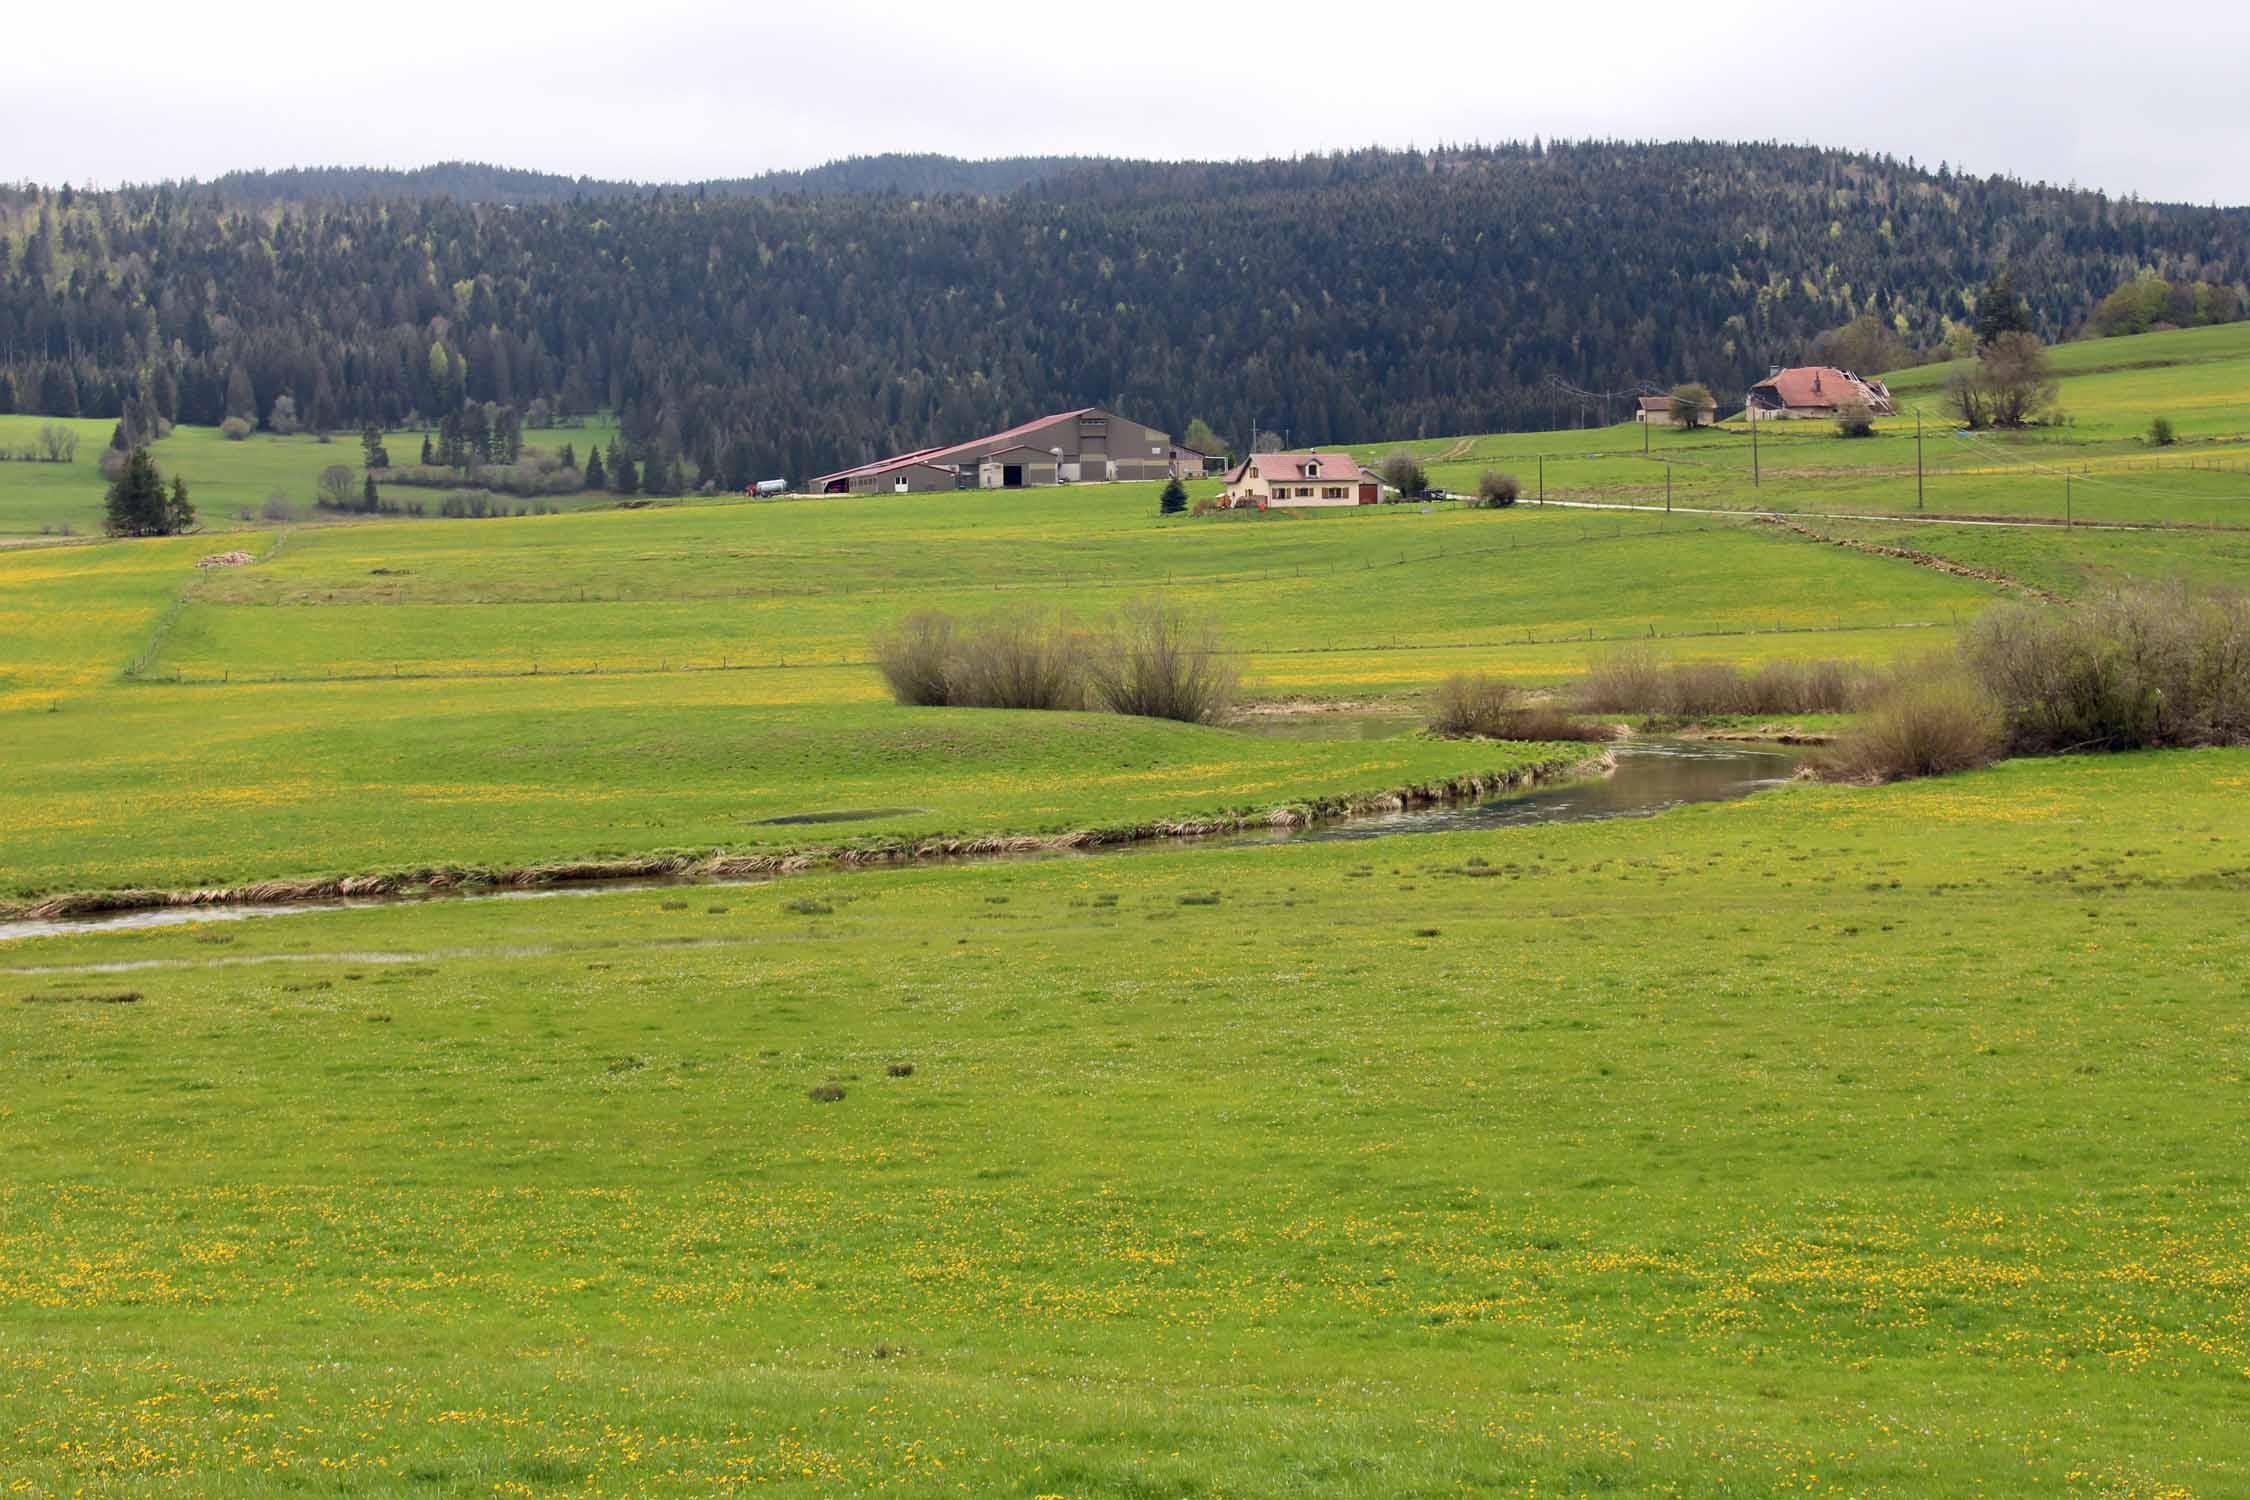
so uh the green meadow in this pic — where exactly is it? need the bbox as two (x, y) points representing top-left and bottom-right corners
(6, 319), (2250, 1496)
(0, 414), (624, 537)
(3, 750), (2244, 1496)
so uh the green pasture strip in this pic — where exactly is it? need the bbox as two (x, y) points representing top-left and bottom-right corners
(0, 416), (623, 536)
(128, 500), (1990, 682)
(2, 750), (2244, 1496)
(0, 688), (1582, 897)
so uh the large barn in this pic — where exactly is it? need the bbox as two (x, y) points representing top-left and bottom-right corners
(811, 408), (1193, 495)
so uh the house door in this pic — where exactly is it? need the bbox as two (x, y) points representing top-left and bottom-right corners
(1358, 483), (1377, 505)
(1003, 464), (1023, 488)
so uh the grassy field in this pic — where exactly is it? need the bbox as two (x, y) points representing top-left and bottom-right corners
(0, 488), (1996, 896)
(3, 750), (2244, 1496)
(0, 415), (625, 537)
(7, 321), (2250, 1496)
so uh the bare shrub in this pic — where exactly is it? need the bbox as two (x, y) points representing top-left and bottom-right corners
(316, 464), (356, 508)
(1475, 470), (1521, 507)
(1429, 673), (1614, 741)
(948, 610), (1089, 710)
(1574, 648), (1671, 713)
(219, 416), (253, 441)
(1428, 673), (1522, 736)
(259, 493), (297, 522)
(1087, 601), (1238, 724)
(1824, 671), (2005, 782)
(1575, 647), (1880, 717)
(874, 609), (958, 706)
(37, 423), (79, 463)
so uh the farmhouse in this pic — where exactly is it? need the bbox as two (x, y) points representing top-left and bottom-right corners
(1745, 366), (1897, 421)
(1221, 452), (1381, 509)
(811, 407), (1179, 494)
(1634, 393), (1717, 427)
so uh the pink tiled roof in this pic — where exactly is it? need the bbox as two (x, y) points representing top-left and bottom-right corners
(1228, 451), (1363, 485)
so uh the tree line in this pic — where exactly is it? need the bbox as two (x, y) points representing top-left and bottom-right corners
(4, 142), (2247, 483)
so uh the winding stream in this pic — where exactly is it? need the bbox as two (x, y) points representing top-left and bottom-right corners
(0, 737), (1806, 945)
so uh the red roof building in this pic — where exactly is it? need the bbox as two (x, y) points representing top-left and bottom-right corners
(1746, 367), (1896, 421)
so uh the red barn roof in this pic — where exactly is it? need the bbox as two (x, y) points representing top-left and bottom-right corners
(1749, 367), (1895, 413)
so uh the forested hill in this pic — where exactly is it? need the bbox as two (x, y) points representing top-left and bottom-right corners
(198, 154), (1092, 204)
(5, 141), (2248, 486)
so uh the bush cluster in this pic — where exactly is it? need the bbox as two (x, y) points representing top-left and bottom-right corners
(1428, 673), (1616, 742)
(874, 602), (1237, 724)
(380, 447), (585, 497)
(1823, 583), (2250, 781)
(1962, 585), (2250, 752)
(1574, 649), (1883, 717)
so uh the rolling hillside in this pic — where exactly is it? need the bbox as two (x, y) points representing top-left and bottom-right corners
(5, 142), (2248, 485)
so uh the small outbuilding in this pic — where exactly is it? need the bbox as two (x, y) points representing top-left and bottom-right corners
(1634, 393), (1717, 427)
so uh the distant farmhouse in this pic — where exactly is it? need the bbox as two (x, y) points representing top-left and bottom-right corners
(1745, 366), (1897, 421)
(811, 407), (1204, 495)
(1634, 393), (1719, 427)
(1220, 452), (1384, 509)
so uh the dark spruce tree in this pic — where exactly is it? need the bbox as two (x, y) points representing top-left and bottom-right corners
(104, 448), (187, 536)
(1976, 273), (2034, 346)
(583, 444), (606, 490)
(1159, 478), (1188, 514)
(610, 448), (638, 496)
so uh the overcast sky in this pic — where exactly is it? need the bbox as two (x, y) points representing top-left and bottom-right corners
(11, 0), (2244, 205)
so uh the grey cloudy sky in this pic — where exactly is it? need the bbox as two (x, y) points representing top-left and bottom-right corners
(12, 0), (2246, 205)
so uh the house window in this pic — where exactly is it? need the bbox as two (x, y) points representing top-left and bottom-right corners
(1323, 486), (1346, 499)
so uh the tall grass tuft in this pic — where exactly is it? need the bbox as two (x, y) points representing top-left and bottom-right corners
(1087, 601), (1239, 724)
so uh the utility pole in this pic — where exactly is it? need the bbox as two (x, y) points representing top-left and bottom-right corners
(1643, 412), (1649, 455)
(2065, 474), (2072, 527)
(1750, 411), (1760, 489)
(1666, 463), (1672, 512)
(1916, 408), (1925, 510)
(1538, 455), (1545, 506)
